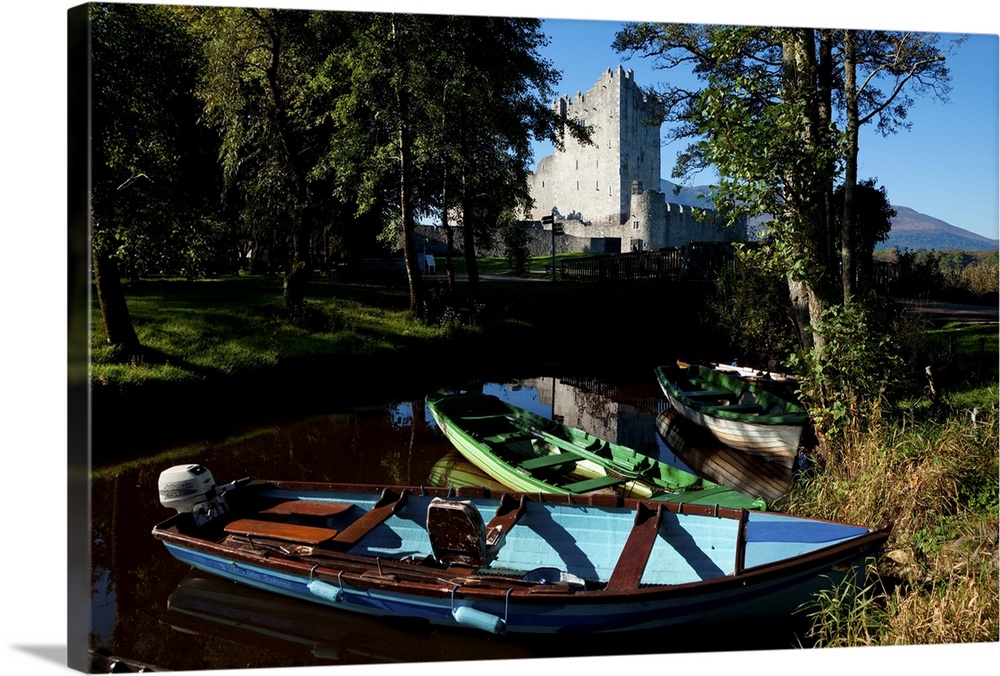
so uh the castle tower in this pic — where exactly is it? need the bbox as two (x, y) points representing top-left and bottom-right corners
(529, 66), (661, 226)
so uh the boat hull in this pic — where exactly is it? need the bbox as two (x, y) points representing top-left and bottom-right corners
(153, 479), (891, 635)
(161, 539), (877, 633)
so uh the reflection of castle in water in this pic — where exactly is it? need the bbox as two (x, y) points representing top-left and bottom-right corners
(520, 376), (668, 459)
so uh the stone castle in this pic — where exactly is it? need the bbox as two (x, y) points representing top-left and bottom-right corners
(527, 66), (745, 253)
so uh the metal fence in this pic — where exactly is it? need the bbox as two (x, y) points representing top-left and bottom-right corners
(559, 243), (739, 282)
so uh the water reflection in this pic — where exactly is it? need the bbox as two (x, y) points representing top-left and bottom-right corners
(165, 570), (540, 666)
(90, 373), (804, 671)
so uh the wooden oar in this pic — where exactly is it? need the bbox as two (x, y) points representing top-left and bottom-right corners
(509, 419), (654, 481)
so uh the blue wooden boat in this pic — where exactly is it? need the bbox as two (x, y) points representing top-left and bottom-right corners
(153, 465), (891, 635)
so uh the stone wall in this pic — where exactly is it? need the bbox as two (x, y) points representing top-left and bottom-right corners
(416, 224), (587, 258)
(529, 66), (660, 227)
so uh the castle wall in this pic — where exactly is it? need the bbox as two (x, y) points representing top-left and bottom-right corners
(527, 66), (746, 253)
(529, 66), (660, 226)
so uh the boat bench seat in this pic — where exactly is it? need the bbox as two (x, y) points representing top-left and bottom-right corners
(260, 500), (355, 518)
(607, 503), (664, 591)
(519, 451), (579, 471)
(562, 475), (622, 493)
(715, 404), (762, 413)
(225, 518), (338, 545)
(679, 389), (730, 399)
(330, 487), (409, 548)
(481, 432), (534, 444)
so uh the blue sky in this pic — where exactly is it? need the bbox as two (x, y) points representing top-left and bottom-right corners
(529, 18), (999, 240)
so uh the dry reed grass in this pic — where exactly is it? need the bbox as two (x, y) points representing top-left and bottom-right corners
(790, 398), (999, 647)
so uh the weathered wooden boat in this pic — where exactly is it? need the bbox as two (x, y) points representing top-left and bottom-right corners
(655, 364), (809, 467)
(655, 408), (793, 506)
(426, 391), (765, 510)
(153, 464), (892, 635)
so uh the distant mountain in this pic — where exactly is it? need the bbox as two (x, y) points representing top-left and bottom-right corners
(880, 206), (998, 252)
(659, 180), (999, 252)
(660, 179), (715, 208)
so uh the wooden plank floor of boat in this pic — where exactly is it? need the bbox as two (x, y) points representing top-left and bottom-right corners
(224, 518), (338, 545)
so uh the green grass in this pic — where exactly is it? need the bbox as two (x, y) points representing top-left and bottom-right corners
(440, 252), (592, 277)
(90, 276), (470, 387)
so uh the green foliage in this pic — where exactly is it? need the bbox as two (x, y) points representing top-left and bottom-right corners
(90, 3), (223, 270)
(889, 248), (948, 298)
(500, 213), (531, 274)
(803, 563), (889, 648)
(705, 252), (798, 367)
(788, 301), (905, 440)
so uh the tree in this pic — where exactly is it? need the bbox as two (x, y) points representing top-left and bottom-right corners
(614, 23), (958, 345)
(832, 179), (895, 297)
(194, 6), (345, 315)
(837, 29), (958, 302)
(327, 13), (584, 313)
(429, 16), (586, 302)
(614, 24), (839, 348)
(89, 3), (214, 357)
(614, 23), (959, 440)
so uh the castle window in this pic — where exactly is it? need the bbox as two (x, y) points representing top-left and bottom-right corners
(633, 221), (640, 230)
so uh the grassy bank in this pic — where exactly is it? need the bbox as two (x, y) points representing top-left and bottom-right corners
(87, 273), (998, 648)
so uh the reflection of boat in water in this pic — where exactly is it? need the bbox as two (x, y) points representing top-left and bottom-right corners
(654, 408), (793, 506)
(166, 570), (538, 665)
(427, 449), (508, 492)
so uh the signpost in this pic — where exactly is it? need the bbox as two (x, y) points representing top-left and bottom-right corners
(542, 214), (559, 281)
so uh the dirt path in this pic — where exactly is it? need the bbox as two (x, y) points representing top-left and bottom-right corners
(891, 297), (999, 325)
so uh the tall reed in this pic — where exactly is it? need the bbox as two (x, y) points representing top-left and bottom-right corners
(791, 393), (999, 646)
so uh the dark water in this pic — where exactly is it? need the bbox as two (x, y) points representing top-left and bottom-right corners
(88, 372), (809, 672)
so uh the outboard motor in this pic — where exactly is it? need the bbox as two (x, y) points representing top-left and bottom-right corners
(158, 464), (229, 526)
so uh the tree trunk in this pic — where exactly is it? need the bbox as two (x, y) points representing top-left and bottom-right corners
(457, 104), (480, 300)
(399, 116), (425, 319)
(441, 175), (457, 293)
(841, 29), (859, 304)
(93, 247), (141, 357)
(460, 190), (481, 301)
(780, 29), (831, 352)
(283, 213), (311, 314)
(391, 20), (423, 319)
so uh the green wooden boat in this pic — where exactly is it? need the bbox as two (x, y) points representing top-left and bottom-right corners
(426, 391), (766, 510)
(655, 363), (810, 468)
